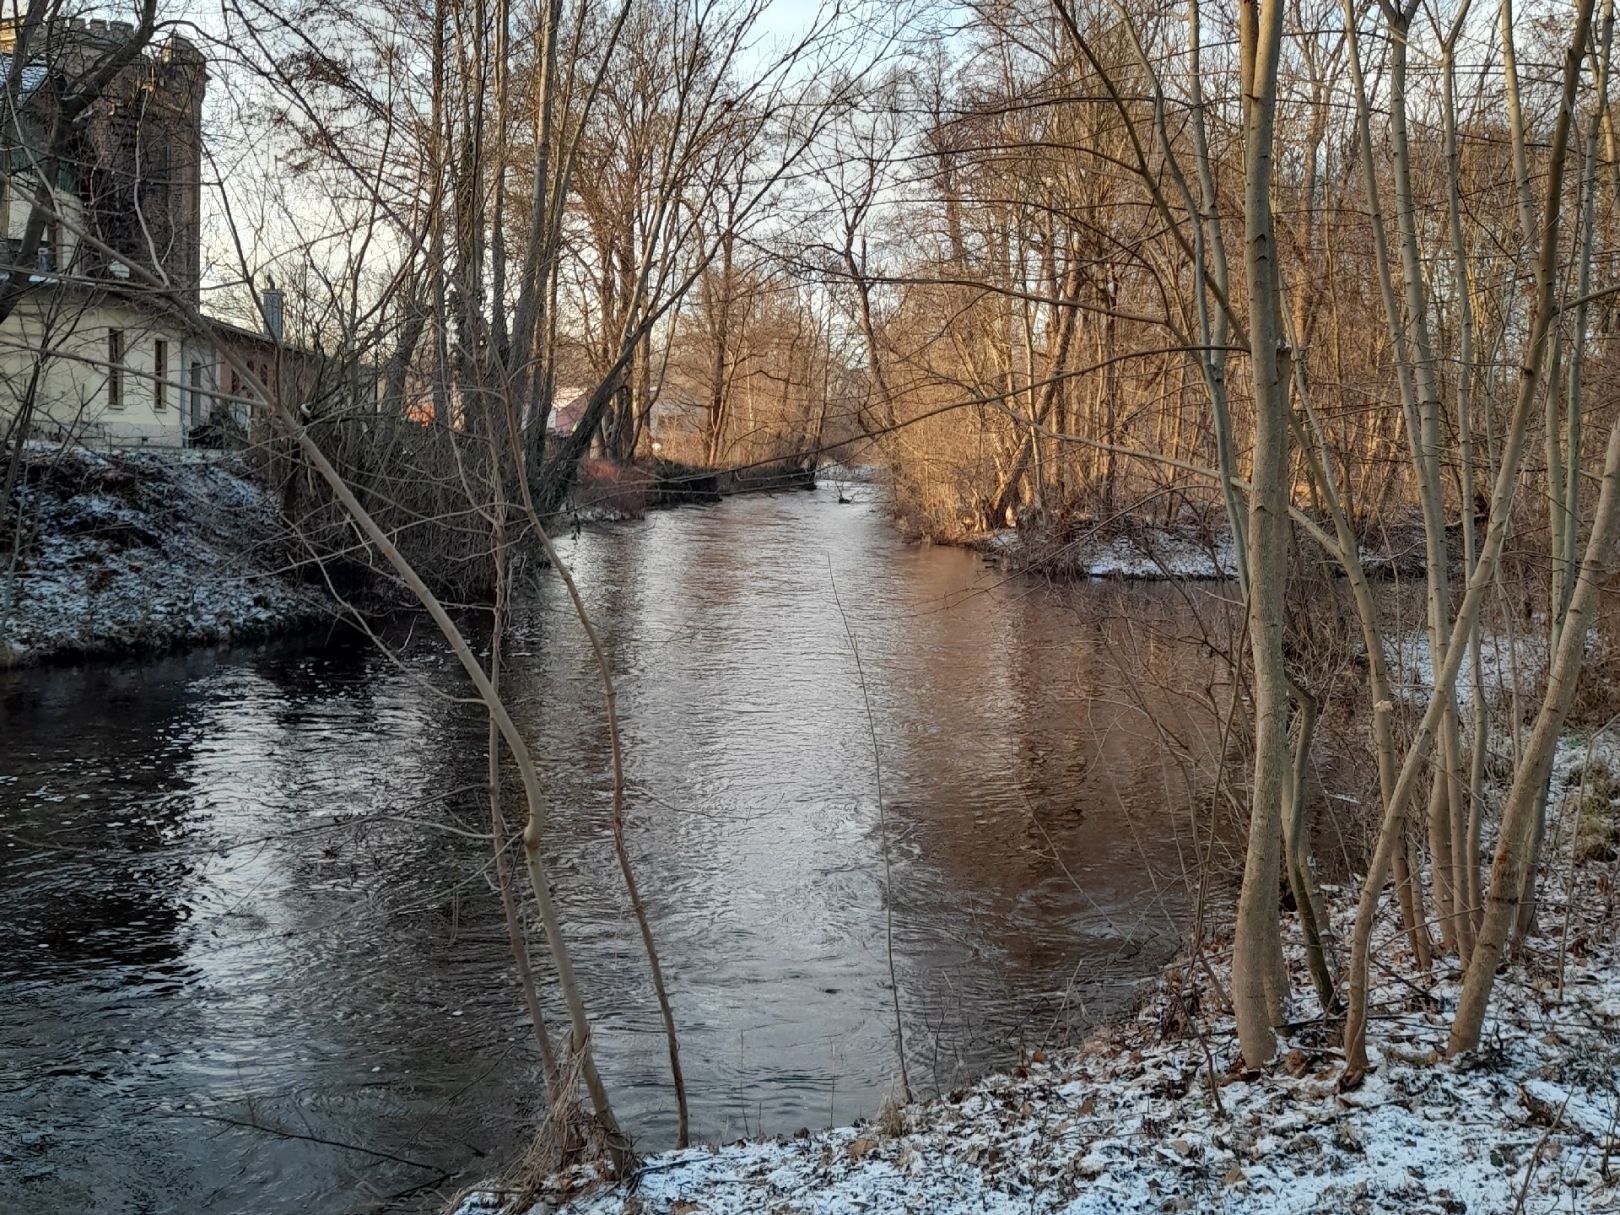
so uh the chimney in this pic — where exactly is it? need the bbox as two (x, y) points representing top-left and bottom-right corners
(260, 280), (284, 342)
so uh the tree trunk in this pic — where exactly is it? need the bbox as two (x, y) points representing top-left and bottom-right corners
(1231, 0), (1292, 1068)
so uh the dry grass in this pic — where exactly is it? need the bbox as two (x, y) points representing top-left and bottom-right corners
(445, 1050), (635, 1215)
(1570, 761), (1620, 862)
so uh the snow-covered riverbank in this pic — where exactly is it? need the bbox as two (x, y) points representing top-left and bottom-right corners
(975, 521), (1239, 580)
(971, 514), (1438, 582)
(457, 734), (1620, 1215)
(1, 444), (332, 665)
(461, 961), (1620, 1214)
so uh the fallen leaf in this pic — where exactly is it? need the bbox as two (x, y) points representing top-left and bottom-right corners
(846, 1138), (878, 1161)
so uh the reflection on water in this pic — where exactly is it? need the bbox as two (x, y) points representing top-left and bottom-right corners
(0, 485), (1234, 1213)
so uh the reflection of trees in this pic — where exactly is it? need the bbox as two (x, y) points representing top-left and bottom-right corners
(248, 630), (378, 709)
(878, 574), (1230, 995)
(0, 654), (217, 976)
(0, 506), (1253, 1190)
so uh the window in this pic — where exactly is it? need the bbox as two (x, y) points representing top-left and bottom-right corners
(153, 340), (168, 410)
(107, 329), (124, 409)
(188, 360), (204, 427)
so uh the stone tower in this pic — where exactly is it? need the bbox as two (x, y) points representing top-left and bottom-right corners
(0, 18), (208, 302)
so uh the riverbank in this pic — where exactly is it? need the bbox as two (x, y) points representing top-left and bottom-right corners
(1, 444), (332, 666)
(969, 514), (1436, 582)
(973, 519), (1239, 580)
(568, 456), (817, 522)
(457, 733), (1620, 1215)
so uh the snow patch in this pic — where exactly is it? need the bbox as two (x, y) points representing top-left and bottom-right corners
(1386, 626), (1551, 708)
(981, 523), (1238, 581)
(2, 444), (330, 664)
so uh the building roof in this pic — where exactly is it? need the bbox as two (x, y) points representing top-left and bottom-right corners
(549, 385), (591, 435)
(204, 312), (323, 361)
(206, 313), (278, 344)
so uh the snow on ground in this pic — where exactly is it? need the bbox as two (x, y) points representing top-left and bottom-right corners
(1552, 729), (1620, 793)
(567, 502), (640, 524)
(1074, 528), (1238, 580)
(1387, 626), (1551, 709)
(1, 443), (331, 664)
(980, 523), (1239, 581)
(817, 462), (883, 486)
(458, 755), (1620, 1215)
(461, 954), (1620, 1214)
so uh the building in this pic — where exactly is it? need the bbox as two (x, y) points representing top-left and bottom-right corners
(548, 385), (591, 438)
(0, 18), (302, 449)
(0, 288), (195, 443)
(542, 381), (708, 452)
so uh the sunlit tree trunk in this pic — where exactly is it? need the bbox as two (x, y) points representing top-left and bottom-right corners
(1231, 0), (1292, 1068)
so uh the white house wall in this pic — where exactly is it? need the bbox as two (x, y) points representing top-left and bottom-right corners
(2, 180), (85, 273)
(0, 292), (190, 446)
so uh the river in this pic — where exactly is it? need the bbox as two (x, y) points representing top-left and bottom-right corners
(0, 483), (1235, 1213)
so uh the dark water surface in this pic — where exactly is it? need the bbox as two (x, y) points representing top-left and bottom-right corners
(1, 486), (1233, 1213)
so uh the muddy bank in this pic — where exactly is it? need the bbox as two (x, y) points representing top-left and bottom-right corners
(1, 444), (334, 666)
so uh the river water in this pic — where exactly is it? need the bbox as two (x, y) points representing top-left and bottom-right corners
(0, 484), (1234, 1213)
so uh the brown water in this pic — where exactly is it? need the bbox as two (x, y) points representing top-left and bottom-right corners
(0, 484), (1234, 1213)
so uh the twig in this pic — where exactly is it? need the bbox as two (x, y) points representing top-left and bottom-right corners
(1513, 1086), (1572, 1214)
(485, 504), (561, 1092)
(503, 390), (688, 1149)
(828, 554), (911, 1104)
(1601, 1097), (1618, 1179)
(1559, 718), (1620, 999)
(181, 1112), (445, 1173)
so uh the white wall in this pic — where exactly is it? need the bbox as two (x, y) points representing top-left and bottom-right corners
(3, 175), (85, 273)
(0, 291), (190, 446)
